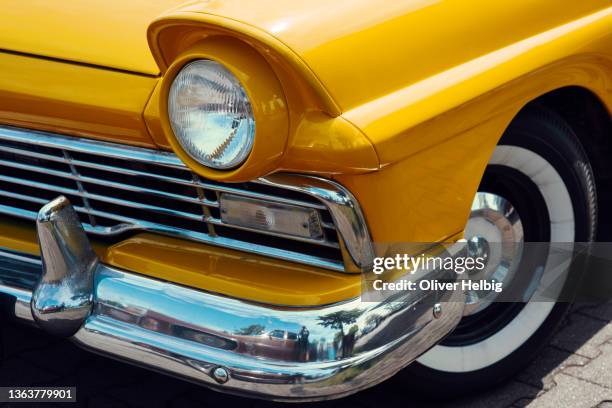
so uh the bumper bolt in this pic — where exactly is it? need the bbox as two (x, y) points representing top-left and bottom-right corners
(212, 366), (230, 384)
(433, 303), (442, 319)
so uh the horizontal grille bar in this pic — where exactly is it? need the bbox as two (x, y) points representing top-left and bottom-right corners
(0, 126), (344, 271)
(0, 144), (327, 210)
(0, 161), (218, 207)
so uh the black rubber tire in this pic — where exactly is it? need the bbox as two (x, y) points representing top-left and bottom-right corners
(395, 106), (598, 398)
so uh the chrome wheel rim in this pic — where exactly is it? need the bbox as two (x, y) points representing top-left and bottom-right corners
(462, 192), (524, 317)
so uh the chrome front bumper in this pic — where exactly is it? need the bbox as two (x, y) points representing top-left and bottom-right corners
(0, 196), (464, 401)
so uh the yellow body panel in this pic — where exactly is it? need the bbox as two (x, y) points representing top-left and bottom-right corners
(0, 52), (159, 146)
(0, 0), (611, 304)
(155, 0), (612, 110)
(343, 8), (612, 165)
(0, 218), (360, 306)
(0, 0), (179, 75)
(106, 235), (361, 305)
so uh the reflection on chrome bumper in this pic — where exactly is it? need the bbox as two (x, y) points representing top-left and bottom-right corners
(0, 196), (464, 401)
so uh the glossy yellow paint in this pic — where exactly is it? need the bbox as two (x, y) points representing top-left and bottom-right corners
(147, 0), (611, 175)
(335, 54), (611, 242)
(0, 218), (39, 256)
(105, 234), (361, 305)
(0, 217), (109, 260)
(0, 0), (611, 305)
(0, 0), (180, 75)
(0, 52), (159, 147)
(343, 7), (612, 165)
(144, 20), (380, 174)
(152, 1), (611, 110)
(335, 115), (510, 243)
(148, 14), (342, 116)
(282, 112), (380, 174)
(0, 217), (361, 306)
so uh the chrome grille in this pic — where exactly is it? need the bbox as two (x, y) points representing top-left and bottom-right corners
(0, 126), (344, 271)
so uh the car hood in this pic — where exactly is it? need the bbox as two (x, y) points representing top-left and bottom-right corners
(3, 0), (607, 115)
(0, 0), (185, 74)
(0, 0), (433, 75)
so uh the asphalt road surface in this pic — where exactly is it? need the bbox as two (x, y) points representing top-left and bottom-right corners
(0, 302), (610, 408)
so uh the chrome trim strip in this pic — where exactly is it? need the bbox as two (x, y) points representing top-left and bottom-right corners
(0, 199), (341, 263)
(0, 125), (373, 271)
(0, 125), (184, 169)
(0, 203), (344, 271)
(0, 174), (208, 221)
(0, 198), (464, 401)
(259, 174), (376, 270)
(0, 160), (218, 207)
(5, 196), (339, 249)
(0, 249), (40, 322)
(0, 128), (326, 211)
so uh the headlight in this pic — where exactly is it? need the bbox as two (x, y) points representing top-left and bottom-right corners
(168, 60), (255, 170)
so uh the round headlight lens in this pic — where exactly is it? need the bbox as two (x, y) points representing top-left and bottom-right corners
(168, 60), (255, 170)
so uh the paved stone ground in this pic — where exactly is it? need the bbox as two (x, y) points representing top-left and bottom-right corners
(0, 302), (609, 408)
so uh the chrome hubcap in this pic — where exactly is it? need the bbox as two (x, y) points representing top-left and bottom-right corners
(462, 192), (524, 316)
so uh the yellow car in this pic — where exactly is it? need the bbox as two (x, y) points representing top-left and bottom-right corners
(0, 0), (610, 401)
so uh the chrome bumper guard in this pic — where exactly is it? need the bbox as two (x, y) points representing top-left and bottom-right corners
(0, 196), (464, 401)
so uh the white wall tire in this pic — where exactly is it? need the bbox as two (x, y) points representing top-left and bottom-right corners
(399, 106), (597, 397)
(418, 145), (572, 372)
